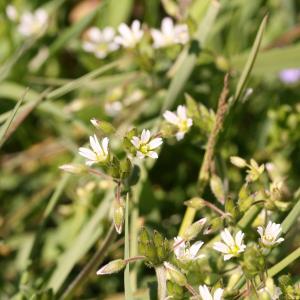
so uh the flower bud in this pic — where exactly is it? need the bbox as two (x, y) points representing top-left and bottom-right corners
(96, 259), (126, 275)
(59, 164), (87, 175)
(90, 118), (116, 134)
(164, 262), (187, 286)
(113, 200), (125, 234)
(184, 197), (206, 210)
(242, 244), (265, 278)
(230, 156), (247, 168)
(210, 174), (225, 204)
(182, 218), (207, 241)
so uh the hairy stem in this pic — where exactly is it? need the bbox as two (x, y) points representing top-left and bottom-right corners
(179, 74), (230, 236)
(155, 266), (167, 300)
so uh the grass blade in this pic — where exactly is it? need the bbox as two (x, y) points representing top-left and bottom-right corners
(0, 89), (26, 148)
(124, 194), (133, 300)
(233, 15), (268, 102)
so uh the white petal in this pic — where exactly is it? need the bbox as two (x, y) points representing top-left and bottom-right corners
(148, 138), (163, 149)
(131, 136), (140, 148)
(132, 19), (141, 33)
(35, 9), (48, 24)
(257, 226), (264, 237)
(224, 254), (234, 261)
(147, 151), (158, 159)
(235, 231), (245, 247)
(213, 288), (224, 300)
(177, 105), (187, 120)
(221, 229), (235, 248)
(90, 134), (102, 155)
(161, 17), (174, 35)
(163, 110), (179, 125)
(213, 242), (229, 254)
(101, 137), (109, 155)
(199, 285), (213, 300)
(176, 132), (185, 141)
(275, 237), (284, 244)
(82, 41), (95, 52)
(141, 129), (151, 143)
(189, 241), (204, 258)
(103, 27), (115, 41)
(136, 151), (145, 159)
(79, 147), (97, 161)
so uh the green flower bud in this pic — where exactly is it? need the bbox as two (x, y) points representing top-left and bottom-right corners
(182, 218), (207, 241)
(230, 156), (247, 168)
(59, 164), (87, 175)
(120, 158), (132, 179)
(96, 259), (126, 275)
(164, 262), (187, 286)
(184, 197), (206, 210)
(242, 244), (265, 278)
(90, 118), (116, 134)
(210, 174), (225, 204)
(225, 197), (239, 219)
(113, 200), (125, 234)
(215, 55), (230, 71)
(139, 227), (151, 245)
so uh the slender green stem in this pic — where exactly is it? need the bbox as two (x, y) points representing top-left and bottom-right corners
(60, 223), (117, 300)
(268, 247), (300, 277)
(281, 196), (300, 234)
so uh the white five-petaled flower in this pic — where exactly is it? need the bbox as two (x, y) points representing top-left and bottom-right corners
(213, 229), (246, 261)
(259, 285), (282, 300)
(131, 129), (163, 159)
(151, 17), (189, 49)
(257, 221), (284, 248)
(163, 105), (193, 140)
(199, 285), (224, 300)
(115, 20), (144, 48)
(83, 27), (119, 59)
(17, 8), (48, 38)
(174, 237), (204, 261)
(79, 135), (109, 166)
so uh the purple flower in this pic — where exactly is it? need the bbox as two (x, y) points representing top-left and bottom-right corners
(279, 68), (300, 84)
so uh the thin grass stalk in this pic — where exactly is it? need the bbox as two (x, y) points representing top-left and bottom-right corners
(60, 223), (117, 300)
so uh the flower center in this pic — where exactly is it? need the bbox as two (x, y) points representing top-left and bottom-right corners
(179, 120), (188, 133)
(230, 245), (240, 255)
(140, 144), (149, 154)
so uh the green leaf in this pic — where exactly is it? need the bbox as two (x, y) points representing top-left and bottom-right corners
(233, 15), (268, 102)
(124, 194), (133, 299)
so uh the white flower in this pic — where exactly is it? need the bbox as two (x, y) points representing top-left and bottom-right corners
(18, 9), (48, 37)
(199, 285), (224, 300)
(131, 129), (163, 159)
(257, 221), (284, 248)
(174, 237), (204, 261)
(163, 105), (193, 140)
(105, 101), (123, 117)
(115, 20), (144, 48)
(150, 17), (189, 49)
(79, 135), (109, 166)
(6, 5), (19, 21)
(83, 27), (119, 58)
(213, 229), (246, 261)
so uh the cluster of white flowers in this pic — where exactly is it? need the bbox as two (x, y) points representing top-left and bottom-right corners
(6, 5), (48, 38)
(163, 105), (193, 140)
(213, 222), (284, 261)
(83, 17), (189, 58)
